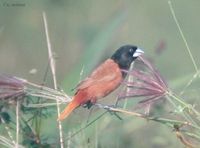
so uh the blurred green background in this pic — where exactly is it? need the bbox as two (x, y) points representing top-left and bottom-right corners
(0, 0), (200, 147)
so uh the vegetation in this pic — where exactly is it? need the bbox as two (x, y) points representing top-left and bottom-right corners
(0, 0), (200, 148)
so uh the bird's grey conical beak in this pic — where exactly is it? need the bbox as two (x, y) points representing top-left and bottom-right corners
(133, 48), (144, 57)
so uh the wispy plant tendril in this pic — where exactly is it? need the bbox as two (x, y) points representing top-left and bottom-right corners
(119, 56), (168, 110)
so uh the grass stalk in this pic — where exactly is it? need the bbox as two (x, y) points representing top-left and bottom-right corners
(168, 0), (198, 73)
(42, 11), (64, 148)
(16, 100), (19, 148)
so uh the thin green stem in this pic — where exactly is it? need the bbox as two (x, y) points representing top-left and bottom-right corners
(123, 62), (135, 109)
(184, 132), (200, 141)
(166, 91), (200, 129)
(168, 0), (198, 73)
(65, 111), (108, 141)
(166, 95), (194, 125)
(180, 71), (200, 96)
(167, 91), (200, 117)
(167, 91), (188, 107)
(183, 112), (198, 127)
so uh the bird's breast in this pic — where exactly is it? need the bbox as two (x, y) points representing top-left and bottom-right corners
(86, 62), (122, 99)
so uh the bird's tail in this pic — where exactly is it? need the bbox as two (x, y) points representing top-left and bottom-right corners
(57, 98), (80, 121)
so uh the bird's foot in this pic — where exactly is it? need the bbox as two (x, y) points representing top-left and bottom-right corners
(106, 105), (123, 120)
(83, 101), (94, 109)
(95, 104), (123, 120)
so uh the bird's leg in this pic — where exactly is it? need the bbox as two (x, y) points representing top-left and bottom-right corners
(83, 100), (95, 109)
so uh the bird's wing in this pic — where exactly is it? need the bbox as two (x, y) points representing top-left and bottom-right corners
(75, 59), (120, 90)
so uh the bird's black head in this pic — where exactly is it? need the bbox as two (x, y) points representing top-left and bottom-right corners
(111, 45), (144, 70)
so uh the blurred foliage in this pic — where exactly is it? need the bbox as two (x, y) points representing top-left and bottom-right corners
(0, 0), (200, 148)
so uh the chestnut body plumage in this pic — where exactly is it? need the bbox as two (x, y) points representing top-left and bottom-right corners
(58, 45), (144, 120)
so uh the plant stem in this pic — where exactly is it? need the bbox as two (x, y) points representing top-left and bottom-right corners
(16, 100), (19, 148)
(168, 0), (198, 73)
(167, 91), (200, 118)
(42, 11), (64, 148)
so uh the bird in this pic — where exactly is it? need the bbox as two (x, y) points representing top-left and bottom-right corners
(58, 45), (144, 120)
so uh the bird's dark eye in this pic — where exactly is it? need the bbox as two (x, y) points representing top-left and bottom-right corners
(129, 48), (134, 53)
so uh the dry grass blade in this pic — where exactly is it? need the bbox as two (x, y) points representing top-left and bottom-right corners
(0, 118), (15, 146)
(0, 135), (24, 148)
(0, 135), (16, 148)
(0, 75), (26, 100)
(42, 11), (64, 148)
